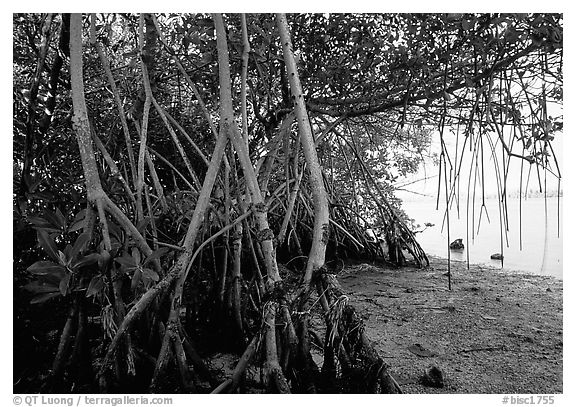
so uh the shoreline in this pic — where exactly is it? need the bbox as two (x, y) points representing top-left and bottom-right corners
(334, 255), (563, 393)
(425, 254), (564, 281)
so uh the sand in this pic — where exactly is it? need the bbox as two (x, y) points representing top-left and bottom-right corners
(335, 256), (563, 393)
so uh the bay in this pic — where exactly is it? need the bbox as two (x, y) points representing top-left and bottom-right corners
(401, 196), (563, 279)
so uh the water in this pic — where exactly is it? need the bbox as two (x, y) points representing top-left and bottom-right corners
(401, 196), (563, 279)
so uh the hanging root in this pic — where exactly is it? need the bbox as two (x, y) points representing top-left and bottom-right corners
(211, 333), (261, 394)
(46, 296), (79, 391)
(262, 301), (291, 393)
(319, 271), (402, 393)
(326, 294), (349, 348)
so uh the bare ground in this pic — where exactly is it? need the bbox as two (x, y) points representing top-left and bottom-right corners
(336, 256), (563, 393)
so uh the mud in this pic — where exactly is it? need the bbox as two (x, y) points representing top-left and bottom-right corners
(336, 256), (563, 393)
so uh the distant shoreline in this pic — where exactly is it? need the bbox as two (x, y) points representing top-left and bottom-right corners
(425, 254), (563, 281)
(485, 191), (563, 200)
(402, 193), (563, 203)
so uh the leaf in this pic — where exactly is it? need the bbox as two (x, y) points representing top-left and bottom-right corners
(189, 34), (202, 45)
(131, 247), (141, 265)
(115, 256), (137, 269)
(59, 273), (71, 296)
(24, 174), (43, 193)
(33, 225), (64, 233)
(28, 191), (55, 201)
(136, 217), (150, 234)
(58, 250), (67, 265)
(72, 253), (100, 269)
(98, 250), (111, 268)
(72, 208), (87, 223)
(63, 243), (72, 258)
(182, 36), (190, 50)
(108, 222), (122, 240)
(122, 49), (139, 58)
(86, 275), (105, 297)
(43, 209), (65, 230)
(27, 261), (66, 276)
(27, 216), (52, 228)
(505, 27), (520, 43)
(128, 57), (138, 69)
(30, 292), (60, 304)
(23, 280), (60, 294)
(70, 232), (91, 260)
(197, 17), (213, 27)
(68, 220), (85, 233)
(143, 247), (170, 265)
(37, 230), (61, 263)
(55, 208), (66, 229)
(131, 267), (142, 291)
(109, 240), (122, 256)
(142, 268), (159, 283)
(201, 52), (212, 64)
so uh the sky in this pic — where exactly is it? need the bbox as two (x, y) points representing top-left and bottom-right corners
(395, 82), (564, 203)
(396, 125), (563, 202)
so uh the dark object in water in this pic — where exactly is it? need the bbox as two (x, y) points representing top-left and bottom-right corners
(421, 365), (444, 388)
(449, 238), (464, 250)
(491, 253), (504, 260)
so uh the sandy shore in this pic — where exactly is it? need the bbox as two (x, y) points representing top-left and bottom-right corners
(336, 256), (563, 393)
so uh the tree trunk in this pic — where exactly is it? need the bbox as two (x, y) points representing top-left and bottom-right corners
(277, 13), (330, 285)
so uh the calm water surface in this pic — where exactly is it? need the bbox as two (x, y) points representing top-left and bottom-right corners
(401, 197), (563, 279)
